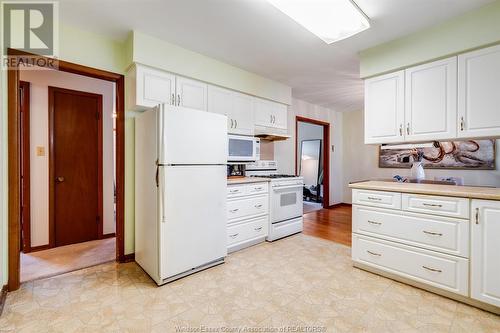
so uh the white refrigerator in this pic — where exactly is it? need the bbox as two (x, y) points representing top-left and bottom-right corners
(135, 104), (228, 285)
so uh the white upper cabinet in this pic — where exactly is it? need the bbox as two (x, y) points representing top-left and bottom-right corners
(207, 86), (254, 135)
(127, 64), (176, 110)
(232, 92), (255, 135)
(471, 199), (500, 307)
(458, 44), (500, 138)
(364, 71), (405, 144)
(176, 76), (207, 111)
(405, 57), (457, 142)
(254, 98), (287, 130)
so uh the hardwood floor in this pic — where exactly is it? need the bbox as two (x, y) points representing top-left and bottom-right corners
(303, 204), (352, 246)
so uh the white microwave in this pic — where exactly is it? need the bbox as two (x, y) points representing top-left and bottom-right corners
(228, 135), (260, 162)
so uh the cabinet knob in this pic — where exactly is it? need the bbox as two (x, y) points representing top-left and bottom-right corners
(460, 117), (464, 131)
(406, 123), (410, 135)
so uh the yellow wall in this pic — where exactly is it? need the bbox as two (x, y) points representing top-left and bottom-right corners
(359, 0), (500, 78)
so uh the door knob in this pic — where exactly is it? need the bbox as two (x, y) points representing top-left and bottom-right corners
(56, 176), (65, 183)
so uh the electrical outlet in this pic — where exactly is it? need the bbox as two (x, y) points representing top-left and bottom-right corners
(36, 146), (45, 156)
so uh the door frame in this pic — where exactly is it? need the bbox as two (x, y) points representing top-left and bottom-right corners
(19, 81), (31, 253)
(295, 116), (330, 209)
(48, 87), (103, 247)
(7, 48), (126, 291)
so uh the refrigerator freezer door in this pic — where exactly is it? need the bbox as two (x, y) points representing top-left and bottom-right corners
(159, 104), (228, 165)
(159, 165), (227, 280)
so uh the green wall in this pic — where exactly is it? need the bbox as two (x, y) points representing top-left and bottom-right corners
(359, 0), (500, 78)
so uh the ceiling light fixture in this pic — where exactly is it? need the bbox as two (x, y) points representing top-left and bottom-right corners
(267, 0), (370, 44)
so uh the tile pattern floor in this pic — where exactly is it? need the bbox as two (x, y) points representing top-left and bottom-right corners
(21, 238), (116, 282)
(2, 234), (499, 332)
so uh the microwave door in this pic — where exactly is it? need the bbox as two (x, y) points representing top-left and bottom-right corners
(228, 136), (256, 161)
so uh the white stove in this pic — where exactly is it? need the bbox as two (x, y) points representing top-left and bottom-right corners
(246, 161), (304, 241)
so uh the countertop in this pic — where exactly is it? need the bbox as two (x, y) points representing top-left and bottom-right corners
(227, 177), (271, 185)
(349, 180), (500, 201)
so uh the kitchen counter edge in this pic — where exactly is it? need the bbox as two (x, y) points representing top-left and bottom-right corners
(227, 177), (272, 185)
(349, 180), (500, 201)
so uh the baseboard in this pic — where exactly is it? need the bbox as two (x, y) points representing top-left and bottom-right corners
(101, 233), (116, 239)
(0, 285), (7, 316)
(328, 203), (352, 208)
(121, 253), (135, 263)
(29, 244), (51, 252)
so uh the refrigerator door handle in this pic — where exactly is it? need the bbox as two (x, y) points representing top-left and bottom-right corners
(155, 163), (159, 187)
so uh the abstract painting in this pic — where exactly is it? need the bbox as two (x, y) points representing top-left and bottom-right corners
(379, 140), (496, 169)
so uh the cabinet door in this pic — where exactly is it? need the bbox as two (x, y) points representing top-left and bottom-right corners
(137, 65), (176, 108)
(471, 199), (500, 307)
(364, 71), (405, 144)
(405, 57), (457, 142)
(176, 76), (207, 111)
(207, 85), (233, 130)
(254, 98), (273, 127)
(231, 92), (254, 135)
(272, 103), (288, 130)
(458, 45), (500, 138)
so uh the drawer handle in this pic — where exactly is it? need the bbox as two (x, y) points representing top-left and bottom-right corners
(367, 197), (382, 201)
(422, 203), (442, 208)
(423, 230), (443, 236)
(230, 189), (240, 193)
(254, 187), (263, 190)
(366, 250), (381, 257)
(475, 208), (479, 225)
(229, 209), (239, 213)
(255, 204), (263, 208)
(422, 265), (442, 273)
(254, 227), (263, 231)
(229, 233), (239, 238)
(368, 220), (382, 225)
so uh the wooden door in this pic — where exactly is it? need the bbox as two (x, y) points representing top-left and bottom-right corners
(20, 81), (31, 253)
(49, 87), (102, 247)
(405, 57), (457, 142)
(364, 70), (405, 144)
(458, 44), (500, 138)
(471, 199), (500, 307)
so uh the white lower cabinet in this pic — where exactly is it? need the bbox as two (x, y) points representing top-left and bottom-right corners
(227, 182), (269, 252)
(471, 200), (500, 307)
(352, 189), (500, 311)
(353, 234), (469, 296)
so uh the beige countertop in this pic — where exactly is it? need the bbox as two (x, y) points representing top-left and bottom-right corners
(349, 180), (500, 201)
(227, 177), (271, 185)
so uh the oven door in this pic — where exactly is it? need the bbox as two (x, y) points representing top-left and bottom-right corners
(271, 183), (303, 223)
(228, 135), (256, 162)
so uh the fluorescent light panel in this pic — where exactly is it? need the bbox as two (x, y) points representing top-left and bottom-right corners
(267, 0), (370, 44)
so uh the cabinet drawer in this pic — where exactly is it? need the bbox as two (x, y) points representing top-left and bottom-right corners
(227, 195), (268, 221)
(352, 189), (402, 209)
(402, 193), (469, 219)
(227, 216), (268, 246)
(353, 206), (469, 257)
(227, 185), (246, 198)
(352, 234), (469, 296)
(245, 182), (268, 195)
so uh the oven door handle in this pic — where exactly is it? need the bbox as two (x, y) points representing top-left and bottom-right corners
(272, 185), (303, 191)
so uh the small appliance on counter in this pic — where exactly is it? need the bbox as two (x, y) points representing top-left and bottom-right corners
(246, 160), (304, 241)
(227, 164), (246, 178)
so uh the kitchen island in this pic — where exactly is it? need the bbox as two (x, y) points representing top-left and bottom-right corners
(349, 180), (500, 314)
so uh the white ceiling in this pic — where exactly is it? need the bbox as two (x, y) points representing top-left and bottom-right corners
(58, 0), (493, 112)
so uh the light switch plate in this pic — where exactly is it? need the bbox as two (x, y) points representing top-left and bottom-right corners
(36, 146), (45, 156)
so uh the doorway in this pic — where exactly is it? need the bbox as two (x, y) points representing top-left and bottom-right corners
(295, 116), (330, 211)
(7, 49), (125, 290)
